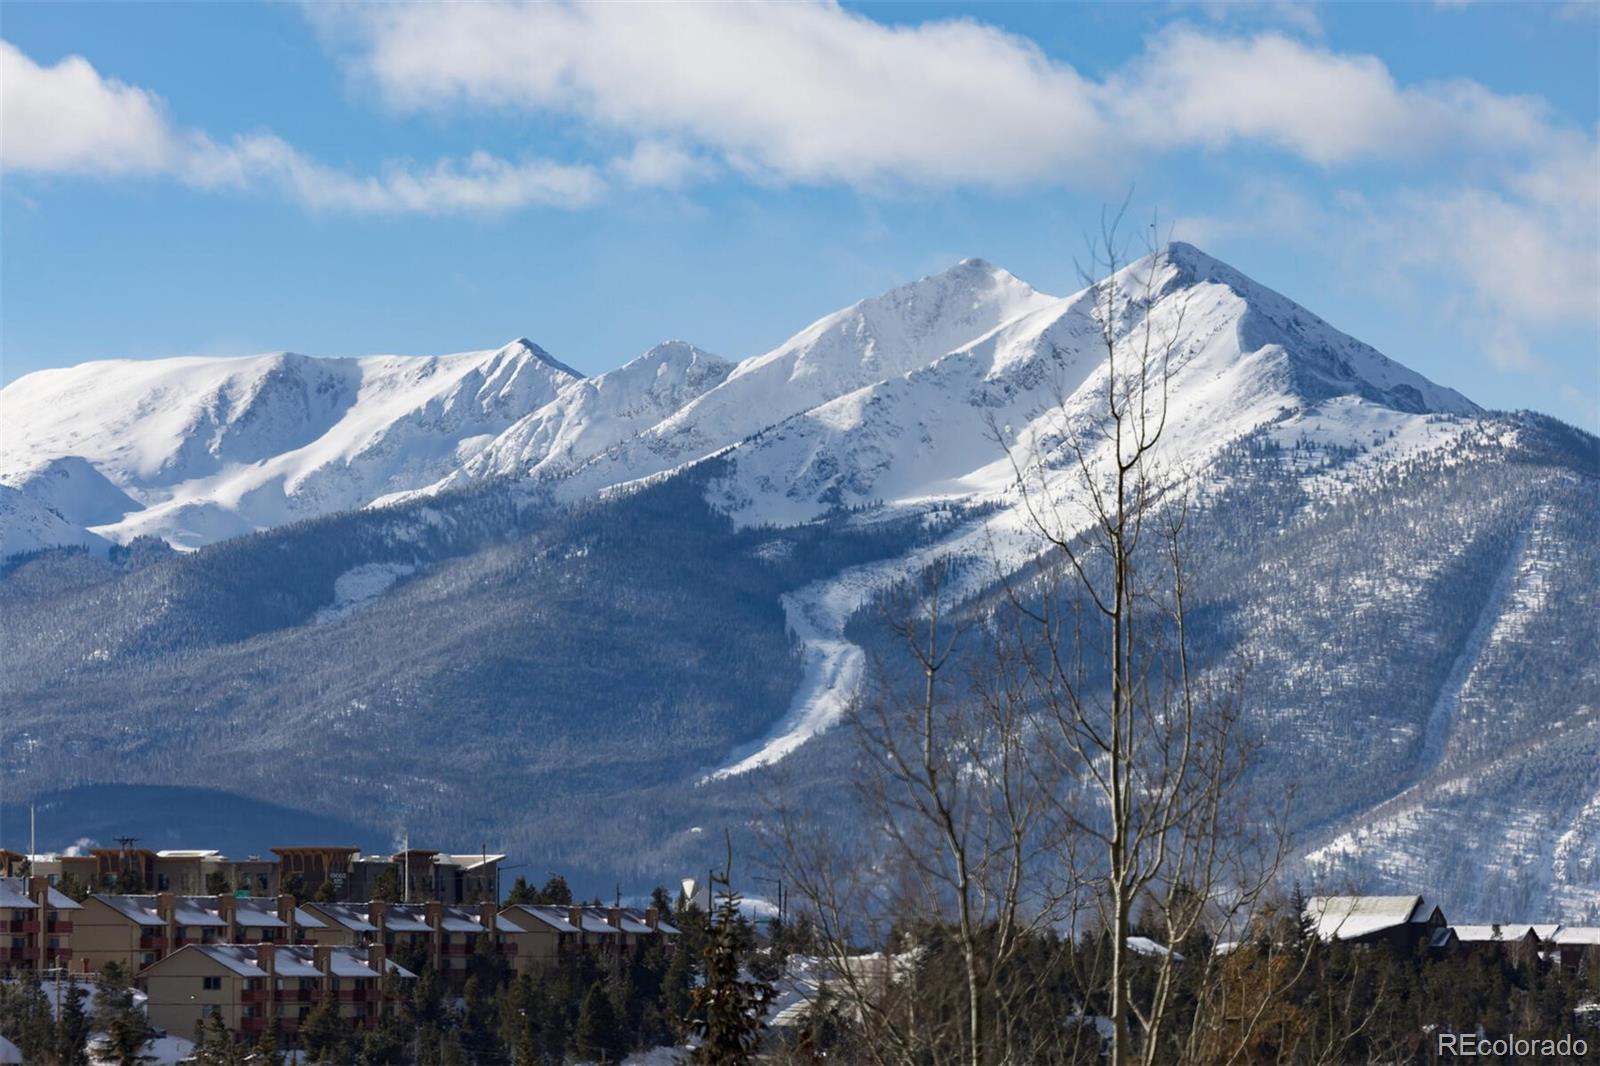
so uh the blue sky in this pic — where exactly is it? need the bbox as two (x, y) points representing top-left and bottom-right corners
(3, 1), (1596, 427)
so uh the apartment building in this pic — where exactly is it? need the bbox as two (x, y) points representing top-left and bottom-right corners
(71, 894), (326, 975)
(302, 900), (510, 984)
(496, 905), (678, 976)
(0, 876), (81, 974)
(138, 942), (414, 1044)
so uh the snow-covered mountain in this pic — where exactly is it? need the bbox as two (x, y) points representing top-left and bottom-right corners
(0, 244), (1472, 553)
(0, 339), (580, 548)
(3, 244), (1592, 916)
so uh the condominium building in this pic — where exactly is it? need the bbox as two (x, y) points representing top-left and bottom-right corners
(138, 942), (414, 1044)
(0, 876), (82, 974)
(71, 894), (327, 975)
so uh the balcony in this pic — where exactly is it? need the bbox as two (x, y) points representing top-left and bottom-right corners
(240, 1017), (266, 1033)
(138, 935), (168, 950)
(336, 989), (371, 1002)
(3, 920), (39, 934)
(47, 921), (72, 934)
(240, 989), (271, 1004)
(440, 943), (471, 956)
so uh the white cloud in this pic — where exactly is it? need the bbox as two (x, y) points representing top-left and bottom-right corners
(312, 2), (1107, 187)
(316, 4), (1563, 181)
(609, 140), (713, 190)
(1108, 30), (1550, 165)
(0, 40), (602, 213)
(0, 40), (176, 175)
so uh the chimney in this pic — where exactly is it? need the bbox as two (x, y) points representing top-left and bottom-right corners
(367, 943), (387, 977)
(645, 906), (660, 931)
(313, 942), (332, 977)
(276, 893), (295, 925)
(479, 901), (497, 933)
(156, 891), (176, 918)
(256, 942), (276, 975)
(216, 894), (236, 940)
(568, 905), (585, 932)
(368, 900), (387, 932)
(28, 876), (49, 907)
(424, 900), (443, 936)
(607, 906), (622, 929)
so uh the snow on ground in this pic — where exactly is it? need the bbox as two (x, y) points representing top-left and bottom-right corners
(314, 562), (418, 623)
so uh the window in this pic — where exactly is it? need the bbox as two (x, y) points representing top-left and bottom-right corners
(202, 976), (222, 991)
(142, 953), (156, 966)
(157, 875), (170, 890)
(298, 1007), (310, 1020)
(330, 977), (341, 991)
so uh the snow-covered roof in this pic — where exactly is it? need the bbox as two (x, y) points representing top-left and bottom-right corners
(0, 883), (37, 910)
(0, 878), (79, 910)
(232, 898), (289, 928)
(171, 900), (228, 927)
(379, 904), (435, 932)
(0, 1035), (23, 1065)
(291, 905), (327, 929)
(439, 853), (505, 870)
(438, 906), (488, 933)
(574, 909), (619, 935)
(1553, 927), (1600, 945)
(1453, 924), (1542, 943)
(1304, 895), (1431, 941)
(620, 908), (681, 936)
(93, 894), (166, 926)
(500, 905), (580, 935)
(155, 850), (221, 859)
(263, 947), (323, 979)
(303, 902), (378, 932)
(188, 945), (269, 978)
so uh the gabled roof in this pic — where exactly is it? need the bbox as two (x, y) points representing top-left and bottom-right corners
(499, 905), (580, 935)
(622, 908), (680, 936)
(232, 898), (289, 929)
(0, 883), (37, 910)
(0, 878), (81, 910)
(377, 904), (434, 932)
(574, 908), (619, 934)
(1553, 927), (1600, 945)
(302, 902), (378, 933)
(185, 945), (269, 979)
(1304, 895), (1436, 941)
(1453, 924), (1542, 944)
(92, 895), (166, 927)
(438, 906), (488, 933)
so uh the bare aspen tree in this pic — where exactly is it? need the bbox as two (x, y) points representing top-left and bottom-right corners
(993, 208), (1286, 1066)
(770, 560), (1061, 1066)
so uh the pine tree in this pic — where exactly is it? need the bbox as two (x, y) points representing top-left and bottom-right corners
(505, 876), (536, 906)
(370, 866), (403, 903)
(661, 933), (696, 1039)
(254, 1019), (284, 1066)
(688, 880), (774, 1065)
(536, 875), (573, 906)
(574, 982), (622, 1063)
(312, 878), (338, 903)
(299, 991), (344, 1064)
(53, 975), (91, 1066)
(93, 962), (155, 1066)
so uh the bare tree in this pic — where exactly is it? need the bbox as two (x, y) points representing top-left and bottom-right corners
(992, 208), (1289, 1066)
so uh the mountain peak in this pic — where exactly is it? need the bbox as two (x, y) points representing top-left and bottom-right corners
(496, 337), (583, 380)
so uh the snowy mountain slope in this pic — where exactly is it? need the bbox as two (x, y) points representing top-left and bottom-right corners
(438, 341), (733, 486)
(0, 485), (110, 560)
(704, 243), (1476, 530)
(0, 340), (580, 549)
(555, 258), (1059, 499)
(0, 457), (142, 527)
